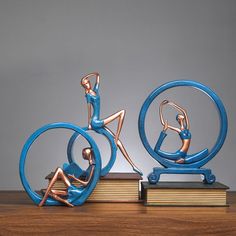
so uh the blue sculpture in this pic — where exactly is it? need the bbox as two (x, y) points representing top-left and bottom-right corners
(154, 100), (209, 164)
(67, 73), (142, 176)
(19, 72), (142, 206)
(19, 123), (101, 206)
(138, 80), (228, 184)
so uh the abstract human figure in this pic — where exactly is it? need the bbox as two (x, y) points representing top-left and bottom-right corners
(39, 147), (95, 207)
(154, 100), (208, 164)
(81, 72), (142, 175)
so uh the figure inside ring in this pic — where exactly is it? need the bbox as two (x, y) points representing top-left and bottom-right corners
(39, 147), (95, 207)
(81, 72), (142, 175)
(154, 100), (208, 164)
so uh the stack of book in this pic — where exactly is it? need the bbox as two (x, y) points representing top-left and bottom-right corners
(141, 182), (229, 206)
(45, 172), (142, 202)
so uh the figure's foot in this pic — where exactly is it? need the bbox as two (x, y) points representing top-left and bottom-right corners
(133, 166), (143, 176)
(64, 200), (74, 207)
(175, 158), (185, 164)
(38, 200), (44, 207)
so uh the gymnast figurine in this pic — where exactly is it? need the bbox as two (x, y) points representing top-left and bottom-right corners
(81, 72), (142, 175)
(154, 100), (209, 164)
(39, 147), (95, 207)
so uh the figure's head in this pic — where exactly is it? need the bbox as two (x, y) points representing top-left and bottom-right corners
(82, 147), (94, 165)
(81, 78), (91, 91)
(176, 114), (185, 125)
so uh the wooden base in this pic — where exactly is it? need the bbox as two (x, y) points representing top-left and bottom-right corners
(0, 191), (236, 235)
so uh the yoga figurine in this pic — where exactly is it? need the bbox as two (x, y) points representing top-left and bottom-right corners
(81, 72), (142, 175)
(39, 147), (95, 207)
(154, 100), (209, 164)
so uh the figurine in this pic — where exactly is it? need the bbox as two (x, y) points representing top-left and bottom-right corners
(19, 123), (101, 206)
(70, 72), (142, 175)
(138, 80), (228, 184)
(39, 147), (95, 207)
(19, 72), (142, 207)
(154, 100), (208, 164)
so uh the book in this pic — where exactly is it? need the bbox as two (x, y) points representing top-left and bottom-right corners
(141, 181), (229, 206)
(45, 172), (142, 202)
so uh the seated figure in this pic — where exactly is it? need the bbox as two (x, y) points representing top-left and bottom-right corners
(39, 147), (95, 207)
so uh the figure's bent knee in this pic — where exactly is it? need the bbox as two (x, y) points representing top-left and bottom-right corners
(117, 140), (122, 146)
(55, 167), (63, 174)
(120, 110), (126, 118)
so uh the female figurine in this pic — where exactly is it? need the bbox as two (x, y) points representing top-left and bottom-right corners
(81, 73), (142, 175)
(39, 147), (95, 207)
(154, 100), (208, 164)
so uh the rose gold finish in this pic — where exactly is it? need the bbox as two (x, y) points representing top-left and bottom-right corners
(167, 101), (190, 129)
(39, 148), (95, 207)
(81, 73), (141, 173)
(175, 158), (185, 164)
(103, 110), (125, 144)
(159, 100), (191, 154)
(104, 127), (142, 174)
(81, 72), (99, 96)
(180, 139), (191, 153)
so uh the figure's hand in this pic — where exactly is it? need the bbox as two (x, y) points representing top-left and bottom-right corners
(88, 124), (92, 130)
(161, 100), (169, 105)
(163, 120), (168, 132)
(68, 174), (75, 179)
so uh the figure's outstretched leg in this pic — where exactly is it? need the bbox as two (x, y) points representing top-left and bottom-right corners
(104, 127), (143, 175)
(157, 150), (182, 160)
(49, 190), (73, 207)
(103, 110), (125, 144)
(39, 167), (71, 207)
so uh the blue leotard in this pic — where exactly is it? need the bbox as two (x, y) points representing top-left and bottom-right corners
(85, 84), (104, 129)
(179, 129), (191, 140)
(68, 185), (83, 201)
(154, 131), (188, 160)
(67, 164), (94, 203)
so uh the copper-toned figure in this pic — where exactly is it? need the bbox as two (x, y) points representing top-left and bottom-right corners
(139, 80), (227, 184)
(81, 73), (142, 175)
(154, 100), (208, 164)
(160, 100), (190, 163)
(39, 147), (95, 207)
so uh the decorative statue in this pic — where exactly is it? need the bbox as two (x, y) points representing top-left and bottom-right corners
(19, 72), (142, 207)
(138, 80), (228, 184)
(67, 73), (142, 176)
(19, 124), (101, 206)
(39, 147), (95, 207)
(155, 100), (208, 164)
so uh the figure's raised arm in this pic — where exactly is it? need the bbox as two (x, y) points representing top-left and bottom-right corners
(159, 100), (169, 126)
(168, 101), (190, 129)
(68, 165), (95, 186)
(159, 100), (181, 133)
(81, 72), (100, 93)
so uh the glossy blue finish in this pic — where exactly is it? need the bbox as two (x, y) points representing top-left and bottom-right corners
(154, 131), (209, 163)
(67, 127), (117, 177)
(138, 80), (228, 184)
(148, 167), (216, 184)
(67, 80), (118, 176)
(19, 123), (101, 206)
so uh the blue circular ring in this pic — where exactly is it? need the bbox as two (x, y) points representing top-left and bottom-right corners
(138, 80), (228, 169)
(19, 122), (101, 206)
(67, 128), (117, 176)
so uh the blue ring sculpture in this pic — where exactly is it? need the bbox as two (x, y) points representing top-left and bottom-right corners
(19, 122), (101, 206)
(138, 80), (228, 184)
(67, 127), (117, 177)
